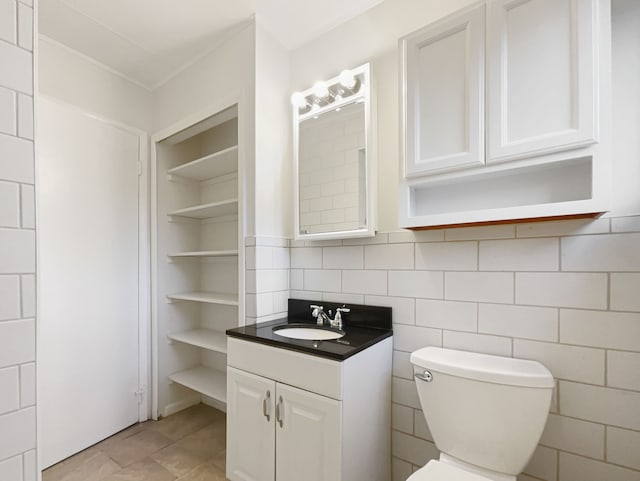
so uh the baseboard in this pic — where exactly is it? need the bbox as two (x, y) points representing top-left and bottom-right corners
(162, 395), (201, 417)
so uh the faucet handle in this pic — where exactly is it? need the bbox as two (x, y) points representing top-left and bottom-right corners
(333, 305), (348, 321)
(331, 306), (350, 329)
(310, 304), (324, 318)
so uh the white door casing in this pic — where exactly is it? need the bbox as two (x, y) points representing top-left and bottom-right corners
(38, 97), (149, 468)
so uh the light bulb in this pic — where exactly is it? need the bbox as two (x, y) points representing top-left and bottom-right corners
(312, 81), (329, 99)
(291, 92), (307, 109)
(339, 70), (356, 89)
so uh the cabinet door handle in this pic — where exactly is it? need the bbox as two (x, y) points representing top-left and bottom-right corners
(263, 390), (271, 421)
(275, 395), (283, 428)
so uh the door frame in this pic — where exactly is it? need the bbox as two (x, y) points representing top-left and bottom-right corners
(35, 96), (152, 453)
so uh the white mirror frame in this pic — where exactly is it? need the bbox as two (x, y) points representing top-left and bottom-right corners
(293, 62), (376, 241)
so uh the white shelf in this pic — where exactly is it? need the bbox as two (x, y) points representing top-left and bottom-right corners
(168, 328), (227, 353)
(167, 291), (239, 306)
(169, 366), (226, 403)
(168, 145), (238, 181)
(168, 249), (239, 258)
(168, 198), (238, 219)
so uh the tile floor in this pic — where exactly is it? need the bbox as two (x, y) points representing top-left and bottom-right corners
(43, 404), (227, 481)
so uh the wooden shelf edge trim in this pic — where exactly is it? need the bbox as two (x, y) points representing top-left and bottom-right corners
(406, 212), (605, 231)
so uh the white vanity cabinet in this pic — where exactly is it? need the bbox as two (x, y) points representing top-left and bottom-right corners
(227, 367), (341, 481)
(226, 337), (392, 481)
(400, 0), (611, 228)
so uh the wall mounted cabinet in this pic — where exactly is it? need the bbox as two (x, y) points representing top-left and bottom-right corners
(153, 104), (243, 416)
(399, 0), (611, 228)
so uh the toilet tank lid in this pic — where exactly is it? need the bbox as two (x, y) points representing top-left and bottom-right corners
(411, 347), (554, 388)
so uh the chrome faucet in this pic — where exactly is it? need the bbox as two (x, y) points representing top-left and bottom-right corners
(310, 305), (350, 329)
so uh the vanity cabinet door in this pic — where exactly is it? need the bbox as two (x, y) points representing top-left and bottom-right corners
(487, 0), (598, 163)
(227, 367), (276, 481)
(401, 3), (485, 176)
(275, 383), (342, 481)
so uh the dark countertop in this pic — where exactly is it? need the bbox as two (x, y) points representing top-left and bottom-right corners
(226, 317), (392, 361)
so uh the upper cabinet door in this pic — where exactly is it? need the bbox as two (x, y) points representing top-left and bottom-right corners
(487, 0), (598, 163)
(401, 4), (485, 176)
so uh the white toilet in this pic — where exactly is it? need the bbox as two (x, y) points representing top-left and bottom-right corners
(408, 347), (554, 481)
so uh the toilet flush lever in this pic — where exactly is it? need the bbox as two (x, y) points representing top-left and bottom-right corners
(415, 370), (433, 382)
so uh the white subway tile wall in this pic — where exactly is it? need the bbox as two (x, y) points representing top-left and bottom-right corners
(0, 1), (36, 478)
(245, 237), (290, 325)
(287, 218), (640, 481)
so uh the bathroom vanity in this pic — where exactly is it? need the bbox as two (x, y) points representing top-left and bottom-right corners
(225, 300), (393, 481)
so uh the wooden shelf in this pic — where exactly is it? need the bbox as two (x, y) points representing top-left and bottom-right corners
(168, 145), (238, 181)
(168, 249), (239, 258)
(167, 291), (239, 306)
(169, 366), (226, 403)
(168, 198), (238, 219)
(168, 328), (227, 353)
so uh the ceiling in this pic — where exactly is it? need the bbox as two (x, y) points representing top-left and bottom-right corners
(39, 0), (384, 90)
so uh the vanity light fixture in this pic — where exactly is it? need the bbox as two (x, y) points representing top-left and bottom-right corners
(312, 81), (330, 99)
(291, 92), (307, 110)
(291, 67), (365, 116)
(339, 69), (357, 89)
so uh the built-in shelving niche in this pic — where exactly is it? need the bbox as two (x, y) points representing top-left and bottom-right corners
(155, 105), (241, 416)
(404, 156), (604, 228)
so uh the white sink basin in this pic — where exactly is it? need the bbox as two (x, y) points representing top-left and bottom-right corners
(273, 325), (345, 340)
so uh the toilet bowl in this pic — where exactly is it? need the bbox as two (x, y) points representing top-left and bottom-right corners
(408, 347), (554, 481)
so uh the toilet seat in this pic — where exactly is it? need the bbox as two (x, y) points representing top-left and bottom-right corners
(407, 460), (494, 481)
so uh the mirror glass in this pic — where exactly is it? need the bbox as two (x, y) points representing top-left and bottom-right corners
(293, 63), (375, 240)
(298, 101), (366, 235)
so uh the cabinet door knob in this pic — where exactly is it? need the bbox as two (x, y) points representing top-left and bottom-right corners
(263, 390), (271, 421)
(275, 395), (284, 428)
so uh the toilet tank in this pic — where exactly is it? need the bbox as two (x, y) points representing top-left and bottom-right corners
(411, 347), (554, 476)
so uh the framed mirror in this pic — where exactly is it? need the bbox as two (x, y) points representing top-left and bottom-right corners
(292, 63), (376, 240)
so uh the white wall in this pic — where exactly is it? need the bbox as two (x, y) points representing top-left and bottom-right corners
(0, 0), (38, 479)
(152, 22), (255, 133)
(288, 2), (640, 481)
(254, 22), (292, 239)
(38, 37), (153, 132)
